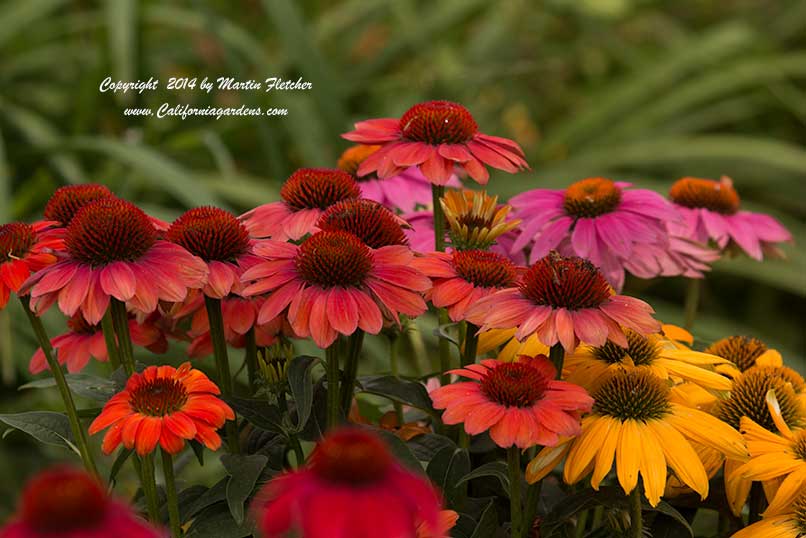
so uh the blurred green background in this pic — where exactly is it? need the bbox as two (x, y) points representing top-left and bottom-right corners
(1, 0), (804, 516)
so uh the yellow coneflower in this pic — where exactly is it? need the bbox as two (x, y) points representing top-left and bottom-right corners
(706, 335), (785, 379)
(475, 328), (548, 363)
(731, 490), (806, 538)
(526, 369), (748, 507)
(565, 327), (733, 396)
(440, 190), (519, 250)
(730, 390), (806, 517)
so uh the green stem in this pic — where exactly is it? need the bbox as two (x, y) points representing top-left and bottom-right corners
(591, 505), (604, 530)
(549, 344), (565, 379)
(20, 296), (99, 478)
(244, 327), (258, 396)
(110, 298), (135, 375)
(630, 486), (643, 538)
(508, 446), (523, 538)
(289, 435), (305, 468)
(203, 296), (240, 453)
(340, 331), (365, 417)
(161, 450), (182, 538)
(524, 480), (542, 538)
(432, 185), (453, 386)
(100, 309), (120, 371)
(462, 322), (479, 367)
(748, 482), (766, 524)
(575, 508), (589, 538)
(683, 277), (701, 331)
(140, 453), (160, 523)
(389, 333), (404, 424)
(326, 344), (341, 430)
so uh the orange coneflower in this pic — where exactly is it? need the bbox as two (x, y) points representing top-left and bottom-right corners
(89, 362), (234, 456)
(0, 221), (62, 310)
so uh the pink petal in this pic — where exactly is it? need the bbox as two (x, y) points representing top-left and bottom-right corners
(100, 262), (137, 301)
(326, 287), (359, 335)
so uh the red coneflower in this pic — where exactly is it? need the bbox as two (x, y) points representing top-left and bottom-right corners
(343, 100), (528, 185)
(241, 168), (361, 241)
(0, 221), (62, 309)
(168, 206), (262, 298)
(412, 249), (521, 322)
(89, 362), (234, 455)
(43, 184), (115, 226)
(465, 252), (660, 352)
(317, 198), (409, 248)
(29, 313), (168, 374)
(430, 355), (593, 448)
(241, 230), (430, 348)
(21, 198), (208, 324)
(0, 467), (162, 538)
(253, 428), (442, 538)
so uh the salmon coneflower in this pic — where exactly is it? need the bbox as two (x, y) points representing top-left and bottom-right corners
(526, 369), (748, 507)
(317, 198), (409, 248)
(21, 198), (208, 324)
(510, 178), (708, 291)
(0, 467), (162, 538)
(0, 221), (62, 310)
(668, 176), (792, 260)
(29, 313), (168, 374)
(412, 249), (520, 322)
(89, 362), (235, 455)
(240, 168), (361, 241)
(465, 252), (660, 353)
(43, 184), (115, 226)
(241, 230), (430, 348)
(252, 428), (442, 538)
(168, 206), (262, 298)
(731, 490), (806, 538)
(430, 355), (593, 448)
(342, 100), (528, 185)
(337, 144), (460, 212)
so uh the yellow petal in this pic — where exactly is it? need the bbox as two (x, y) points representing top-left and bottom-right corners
(647, 419), (709, 499)
(738, 453), (801, 481)
(739, 416), (791, 456)
(655, 359), (733, 390)
(616, 419), (641, 495)
(756, 349), (783, 367)
(591, 417), (620, 489)
(639, 429), (667, 507)
(564, 416), (610, 484)
(660, 348), (730, 365)
(668, 404), (749, 461)
(763, 467), (806, 516)
(730, 516), (799, 538)
(724, 458), (752, 516)
(766, 389), (794, 439)
(526, 443), (570, 484)
(661, 324), (693, 344)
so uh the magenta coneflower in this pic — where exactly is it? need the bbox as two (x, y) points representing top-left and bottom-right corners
(168, 206), (262, 298)
(337, 144), (461, 212)
(465, 253), (660, 352)
(241, 230), (430, 348)
(0, 221), (62, 310)
(29, 313), (168, 374)
(21, 198), (207, 324)
(510, 178), (685, 291)
(252, 428), (442, 538)
(412, 250), (521, 322)
(342, 100), (528, 185)
(240, 168), (361, 241)
(668, 176), (792, 260)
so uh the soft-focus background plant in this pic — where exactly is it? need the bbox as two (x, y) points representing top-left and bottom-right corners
(0, 0), (804, 518)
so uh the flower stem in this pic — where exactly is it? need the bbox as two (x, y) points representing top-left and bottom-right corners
(748, 482), (766, 524)
(432, 185), (453, 386)
(462, 322), (479, 368)
(388, 333), (404, 424)
(100, 310), (120, 371)
(19, 296), (99, 478)
(289, 435), (305, 468)
(630, 485), (643, 538)
(110, 298), (135, 375)
(340, 330), (365, 417)
(508, 445), (523, 538)
(244, 327), (258, 396)
(683, 277), (701, 331)
(161, 450), (182, 538)
(549, 344), (565, 378)
(139, 453), (160, 523)
(326, 344), (340, 430)
(203, 296), (240, 454)
(524, 479), (542, 537)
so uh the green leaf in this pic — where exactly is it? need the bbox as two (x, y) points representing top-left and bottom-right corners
(19, 373), (117, 402)
(189, 439), (205, 467)
(182, 478), (228, 524)
(109, 448), (132, 487)
(221, 454), (268, 525)
(226, 397), (285, 434)
(105, 0), (137, 105)
(647, 500), (693, 538)
(469, 499), (499, 538)
(0, 0), (67, 47)
(356, 375), (434, 414)
(426, 446), (471, 506)
(0, 411), (77, 453)
(456, 460), (510, 496)
(287, 355), (318, 432)
(373, 428), (423, 473)
(185, 502), (255, 538)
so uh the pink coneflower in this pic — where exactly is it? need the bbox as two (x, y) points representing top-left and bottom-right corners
(342, 100), (528, 185)
(21, 198), (208, 324)
(0, 222), (62, 309)
(240, 168), (361, 241)
(412, 250), (520, 322)
(29, 313), (168, 374)
(668, 176), (792, 260)
(168, 206), (262, 298)
(465, 253), (660, 352)
(430, 355), (593, 448)
(241, 230), (430, 348)
(317, 198), (409, 248)
(253, 428), (442, 538)
(337, 144), (461, 212)
(0, 467), (162, 538)
(510, 178), (686, 291)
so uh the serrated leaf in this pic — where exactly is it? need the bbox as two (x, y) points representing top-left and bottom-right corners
(0, 411), (77, 453)
(287, 355), (318, 432)
(221, 454), (268, 525)
(456, 460), (510, 496)
(356, 375), (435, 414)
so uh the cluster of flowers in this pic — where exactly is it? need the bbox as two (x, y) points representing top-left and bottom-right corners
(0, 100), (800, 538)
